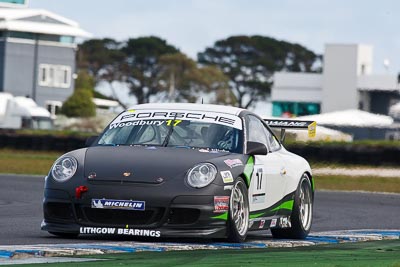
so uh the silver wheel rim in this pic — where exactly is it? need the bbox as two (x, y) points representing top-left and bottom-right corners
(299, 178), (312, 230)
(230, 181), (249, 236)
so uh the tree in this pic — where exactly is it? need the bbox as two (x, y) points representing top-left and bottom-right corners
(156, 53), (231, 103)
(61, 70), (96, 118)
(61, 90), (96, 118)
(74, 70), (95, 90)
(77, 38), (128, 108)
(77, 38), (125, 74)
(121, 36), (179, 104)
(198, 35), (321, 108)
(200, 65), (236, 105)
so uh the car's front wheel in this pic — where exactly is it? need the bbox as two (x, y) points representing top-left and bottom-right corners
(271, 173), (313, 239)
(227, 178), (249, 242)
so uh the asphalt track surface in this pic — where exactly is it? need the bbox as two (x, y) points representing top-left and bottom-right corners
(1, 174), (399, 246)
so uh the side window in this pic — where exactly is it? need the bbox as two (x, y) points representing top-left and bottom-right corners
(246, 115), (269, 146)
(264, 126), (281, 152)
(246, 115), (281, 152)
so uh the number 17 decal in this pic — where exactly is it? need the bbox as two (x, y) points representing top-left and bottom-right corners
(256, 168), (263, 190)
(251, 166), (266, 205)
(166, 119), (182, 126)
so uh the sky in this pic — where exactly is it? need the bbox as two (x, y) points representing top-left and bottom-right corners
(29, 0), (400, 74)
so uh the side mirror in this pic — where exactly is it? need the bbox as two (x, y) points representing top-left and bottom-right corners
(246, 141), (268, 155)
(85, 135), (98, 147)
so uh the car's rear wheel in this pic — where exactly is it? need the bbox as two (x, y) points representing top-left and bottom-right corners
(49, 231), (79, 238)
(227, 178), (249, 242)
(271, 173), (313, 239)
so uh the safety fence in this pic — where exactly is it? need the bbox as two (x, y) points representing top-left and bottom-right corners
(0, 131), (86, 152)
(288, 143), (400, 166)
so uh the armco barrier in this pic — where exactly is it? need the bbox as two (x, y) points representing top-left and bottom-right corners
(287, 143), (400, 166)
(0, 132), (399, 165)
(0, 132), (86, 152)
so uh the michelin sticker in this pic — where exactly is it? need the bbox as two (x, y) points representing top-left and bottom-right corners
(220, 171), (234, 183)
(92, 199), (145, 211)
(79, 227), (160, 237)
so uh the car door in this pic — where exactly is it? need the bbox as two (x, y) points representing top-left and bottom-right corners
(245, 115), (286, 212)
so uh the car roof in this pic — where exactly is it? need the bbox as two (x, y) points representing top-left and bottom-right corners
(127, 103), (245, 116)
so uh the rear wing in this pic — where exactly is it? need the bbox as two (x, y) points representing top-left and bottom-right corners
(263, 119), (317, 141)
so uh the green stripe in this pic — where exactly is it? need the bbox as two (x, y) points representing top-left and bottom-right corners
(249, 212), (265, 219)
(211, 212), (228, 221)
(243, 156), (254, 187)
(271, 200), (294, 212)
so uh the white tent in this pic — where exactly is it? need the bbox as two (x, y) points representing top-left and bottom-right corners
(298, 109), (393, 127)
(288, 125), (352, 142)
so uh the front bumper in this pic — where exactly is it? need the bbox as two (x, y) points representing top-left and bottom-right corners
(42, 184), (229, 239)
(41, 221), (226, 239)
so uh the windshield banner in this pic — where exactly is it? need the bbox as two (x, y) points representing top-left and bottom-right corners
(110, 109), (243, 129)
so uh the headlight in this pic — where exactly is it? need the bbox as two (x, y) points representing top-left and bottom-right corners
(51, 156), (78, 182)
(186, 163), (217, 188)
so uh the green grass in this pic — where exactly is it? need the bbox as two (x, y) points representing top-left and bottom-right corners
(315, 175), (400, 193)
(310, 162), (390, 169)
(285, 139), (400, 147)
(0, 149), (61, 175)
(10, 240), (400, 267)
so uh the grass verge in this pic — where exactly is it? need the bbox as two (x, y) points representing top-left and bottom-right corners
(315, 175), (400, 193)
(0, 149), (61, 175)
(10, 240), (400, 267)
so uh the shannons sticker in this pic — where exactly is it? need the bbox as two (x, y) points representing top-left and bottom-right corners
(79, 227), (161, 237)
(265, 120), (309, 128)
(91, 199), (145, 211)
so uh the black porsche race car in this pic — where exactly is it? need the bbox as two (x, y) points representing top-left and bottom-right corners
(42, 103), (315, 242)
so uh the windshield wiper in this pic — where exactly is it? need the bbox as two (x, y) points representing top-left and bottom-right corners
(162, 114), (178, 147)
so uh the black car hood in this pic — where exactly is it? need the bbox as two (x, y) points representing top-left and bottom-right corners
(84, 146), (231, 183)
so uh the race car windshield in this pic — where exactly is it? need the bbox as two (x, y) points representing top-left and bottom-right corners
(97, 118), (243, 153)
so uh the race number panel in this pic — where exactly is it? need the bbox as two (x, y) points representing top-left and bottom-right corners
(249, 154), (286, 212)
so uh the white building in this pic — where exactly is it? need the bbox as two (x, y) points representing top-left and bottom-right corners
(271, 44), (400, 117)
(0, 1), (91, 109)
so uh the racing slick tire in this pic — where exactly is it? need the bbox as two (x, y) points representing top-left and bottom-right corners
(49, 231), (79, 238)
(271, 173), (313, 239)
(227, 178), (249, 243)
